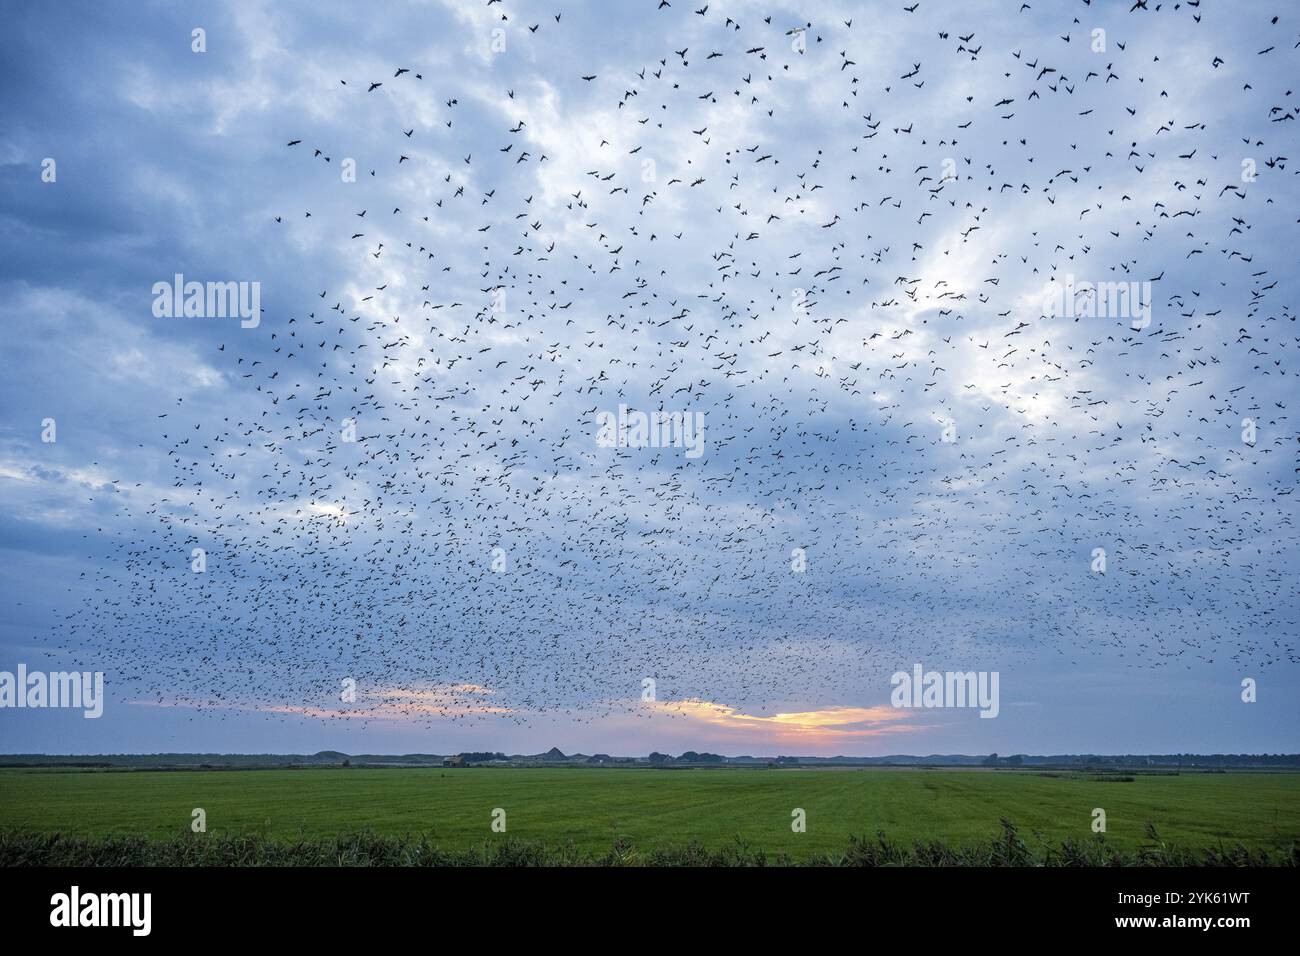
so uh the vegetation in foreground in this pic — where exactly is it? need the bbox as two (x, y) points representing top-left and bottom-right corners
(2, 822), (1295, 867)
(2, 767), (1296, 862)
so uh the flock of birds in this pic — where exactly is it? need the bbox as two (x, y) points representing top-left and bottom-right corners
(59, 1), (1297, 730)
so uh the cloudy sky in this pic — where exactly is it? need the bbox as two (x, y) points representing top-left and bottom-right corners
(1, 0), (1296, 757)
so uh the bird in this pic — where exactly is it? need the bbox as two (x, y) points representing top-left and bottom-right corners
(41, 0), (1300, 743)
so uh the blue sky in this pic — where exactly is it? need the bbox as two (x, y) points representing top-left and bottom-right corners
(0, 0), (1297, 756)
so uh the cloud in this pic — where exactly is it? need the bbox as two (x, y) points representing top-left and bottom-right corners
(647, 698), (921, 742)
(132, 681), (515, 723)
(0, 0), (1296, 758)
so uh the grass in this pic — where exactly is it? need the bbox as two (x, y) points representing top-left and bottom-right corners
(3, 824), (1294, 866)
(0, 767), (1296, 864)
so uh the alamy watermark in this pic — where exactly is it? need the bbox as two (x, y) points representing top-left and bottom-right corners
(50, 886), (150, 936)
(890, 663), (999, 718)
(152, 274), (261, 328)
(0, 664), (104, 718)
(595, 404), (705, 459)
(1042, 274), (1151, 330)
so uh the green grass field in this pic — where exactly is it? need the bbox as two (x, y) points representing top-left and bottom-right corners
(1, 767), (1296, 862)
